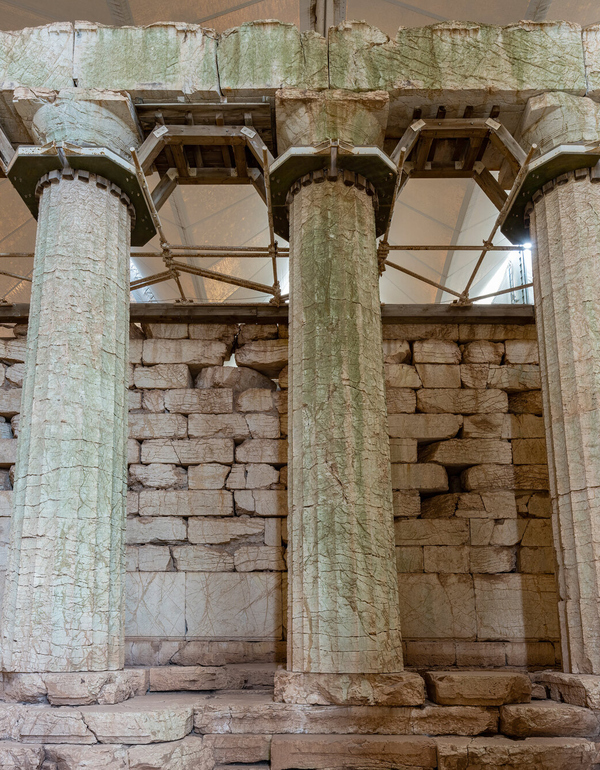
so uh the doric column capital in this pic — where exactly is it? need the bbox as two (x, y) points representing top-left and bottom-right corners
(502, 93), (600, 243)
(6, 88), (155, 246)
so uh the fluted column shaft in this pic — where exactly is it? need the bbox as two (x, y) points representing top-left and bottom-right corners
(287, 176), (403, 674)
(1, 172), (130, 672)
(530, 170), (600, 673)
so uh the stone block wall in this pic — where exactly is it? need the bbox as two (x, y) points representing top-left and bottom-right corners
(0, 317), (560, 670)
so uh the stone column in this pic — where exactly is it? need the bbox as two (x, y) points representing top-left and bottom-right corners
(517, 93), (600, 674)
(1, 91), (139, 672)
(273, 91), (421, 706)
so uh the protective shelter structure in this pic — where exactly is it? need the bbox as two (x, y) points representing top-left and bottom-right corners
(0, 10), (599, 770)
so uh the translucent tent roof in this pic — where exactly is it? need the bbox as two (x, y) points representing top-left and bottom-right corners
(0, 0), (594, 304)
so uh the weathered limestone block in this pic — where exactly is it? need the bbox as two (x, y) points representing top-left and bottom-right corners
(18, 707), (96, 743)
(133, 364), (192, 389)
(203, 733), (271, 763)
(37, 670), (147, 706)
(460, 364), (490, 389)
(417, 389), (508, 414)
(126, 573), (186, 637)
(235, 339), (288, 377)
(187, 413), (249, 440)
(504, 340), (539, 364)
(413, 340), (461, 364)
(436, 736), (596, 770)
(390, 438), (418, 463)
(238, 325), (279, 344)
(186, 573), (282, 638)
(462, 341), (504, 364)
(421, 491), (516, 519)
(508, 390), (543, 414)
(470, 520), (526, 547)
(416, 364), (461, 388)
(395, 520), (469, 546)
(459, 324), (537, 342)
(236, 388), (275, 412)
(0, 743), (46, 770)
(127, 735), (214, 770)
(423, 546), (468, 573)
(196, 365), (276, 394)
(470, 547), (516, 573)
(234, 545), (286, 571)
(140, 489), (233, 517)
(462, 414), (507, 438)
(187, 463), (230, 489)
(129, 544), (171, 572)
(234, 489), (287, 516)
(188, 517), (264, 544)
(162, 388), (231, 414)
(142, 323), (187, 339)
(385, 363), (422, 388)
(0, 437), (17, 466)
(391, 463), (448, 492)
(278, 365), (289, 388)
(383, 339), (411, 363)
(142, 339), (228, 366)
(393, 491), (421, 518)
(80, 693), (196, 744)
(126, 516), (186, 544)
(396, 546), (424, 573)
(74, 22), (219, 99)
(462, 464), (549, 491)
(129, 463), (187, 488)
(474, 574), (560, 640)
(265, 518), (282, 546)
(0, 388), (21, 417)
(329, 21), (585, 133)
(425, 671), (531, 706)
(218, 22), (327, 98)
(235, 438), (287, 464)
(420, 439), (512, 467)
(141, 438), (234, 465)
(271, 734), (437, 770)
(500, 701), (599, 737)
(190, 324), (239, 344)
(273, 670), (425, 706)
(398, 574), (476, 639)
(245, 413), (280, 439)
(507, 414), (546, 438)
(6, 363), (24, 386)
(45, 744), (130, 768)
(129, 413), (187, 440)
(519, 546), (555, 573)
(383, 324), (458, 341)
(172, 545), (234, 572)
(488, 364), (541, 391)
(388, 413), (462, 440)
(245, 463), (280, 489)
(536, 671), (600, 709)
(386, 387), (416, 413)
(455, 641), (507, 667)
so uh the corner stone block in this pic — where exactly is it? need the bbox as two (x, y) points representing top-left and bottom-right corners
(185, 573), (282, 638)
(474, 574), (560, 640)
(74, 22), (219, 99)
(218, 21), (328, 97)
(329, 21), (586, 132)
(0, 23), (74, 144)
(425, 671), (531, 706)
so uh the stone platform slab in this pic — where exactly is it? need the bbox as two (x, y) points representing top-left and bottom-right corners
(425, 670), (531, 706)
(273, 670), (425, 706)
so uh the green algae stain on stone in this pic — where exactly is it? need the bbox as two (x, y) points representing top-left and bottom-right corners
(74, 22), (219, 98)
(218, 21), (327, 95)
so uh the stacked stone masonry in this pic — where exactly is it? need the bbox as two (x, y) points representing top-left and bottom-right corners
(0, 319), (560, 672)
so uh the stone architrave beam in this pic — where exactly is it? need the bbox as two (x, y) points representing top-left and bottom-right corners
(516, 92), (600, 674)
(0, 90), (138, 672)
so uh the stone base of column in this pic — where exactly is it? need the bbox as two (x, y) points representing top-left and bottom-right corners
(273, 670), (425, 706)
(1, 669), (147, 705)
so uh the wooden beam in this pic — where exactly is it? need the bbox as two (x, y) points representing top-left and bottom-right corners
(151, 171), (178, 211)
(0, 302), (535, 325)
(474, 166), (508, 210)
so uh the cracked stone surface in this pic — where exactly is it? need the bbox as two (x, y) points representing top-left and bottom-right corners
(0, 123), (131, 671)
(529, 152), (600, 673)
(287, 95), (402, 678)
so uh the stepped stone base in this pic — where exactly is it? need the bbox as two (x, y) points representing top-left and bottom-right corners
(0, 673), (597, 768)
(273, 670), (425, 705)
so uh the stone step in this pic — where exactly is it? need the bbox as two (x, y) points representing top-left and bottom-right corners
(193, 690), (498, 736)
(500, 700), (600, 737)
(436, 736), (597, 769)
(425, 670), (531, 706)
(271, 735), (438, 770)
(0, 663), (277, 705)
